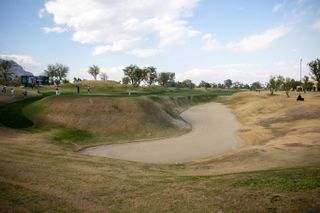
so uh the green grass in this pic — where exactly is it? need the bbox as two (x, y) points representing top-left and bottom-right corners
(0, 95), (46, 128)
(53, 128), (92, 144)
(0, 182), (79, 212)
(0, 87), (235, 130)
(232, 167), (320, 192)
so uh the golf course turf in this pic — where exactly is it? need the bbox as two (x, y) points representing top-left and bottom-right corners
(0, 86), (319, 212)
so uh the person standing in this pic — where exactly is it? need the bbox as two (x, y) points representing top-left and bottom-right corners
(87, 85), (90, 93)
(11, 88), (15, 98)
(76, 85), (80, 94)
(2, 85), (7, 95)
(55, 85), (60, 96)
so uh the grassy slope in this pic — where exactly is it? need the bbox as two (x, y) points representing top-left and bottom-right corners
(0, 90), (319, 212)
(0, 129), (319, 212)
(183, 91), (320, 174)
(23, 95), (191, 150)
(0, 84), (233, 150)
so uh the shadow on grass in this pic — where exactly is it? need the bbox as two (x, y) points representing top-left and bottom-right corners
(0, 93), (53, 129)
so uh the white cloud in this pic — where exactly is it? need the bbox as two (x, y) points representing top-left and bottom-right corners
(0, 53), (41, 72)
(201, 33), (221, 51)
(42, 26), (67, 33)
(226, 26), (292, 52)
(41, 0), (200, 57)
(312, 19), (320, 32)
(272, 3), (283, 12)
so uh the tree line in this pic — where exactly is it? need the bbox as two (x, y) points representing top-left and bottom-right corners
(1, 58), (320, 89)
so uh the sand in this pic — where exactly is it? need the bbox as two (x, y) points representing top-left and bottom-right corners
(81, 102), (244, 163)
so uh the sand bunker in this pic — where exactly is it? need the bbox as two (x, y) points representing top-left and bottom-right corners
(81, 102), (243, 163)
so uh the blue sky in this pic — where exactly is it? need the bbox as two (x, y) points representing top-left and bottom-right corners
(1, 0), (319, 84)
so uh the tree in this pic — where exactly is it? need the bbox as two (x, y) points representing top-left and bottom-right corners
(267, 75), (284, 95)
(267, 76), (277, 95)
(198, 80), (211, 89)
(158, 72), (175, 87)
(308, 58), (320, 82)
(224, 79), (232, 88)
(73, 77), (82, 83)
(100, 72), (108, 81)
(44, 63), (68, 84)
(303, 75), (313, 91)
(250, 81), (262, 90)
(144, 66), (157, 86)
(232, 81), (243, 89)
(44, 64), (57, 84)
(122, 77), (130, 84)
(88, 65), (100, 80)
(56, 64), (69, 83)
(0, 60), (13, 84)
(123, 65), (146, 87)
(283, 78), (295, 97)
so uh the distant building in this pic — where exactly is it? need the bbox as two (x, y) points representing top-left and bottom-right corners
(21, 75), (49, 86)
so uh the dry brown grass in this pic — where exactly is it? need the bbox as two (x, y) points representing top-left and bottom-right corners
(0, 91), (320, 212)
(184, 91), (320, 174)
(23, 96), (189, 149)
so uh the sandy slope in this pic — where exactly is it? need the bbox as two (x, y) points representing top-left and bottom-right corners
(82, 102), (244, 163)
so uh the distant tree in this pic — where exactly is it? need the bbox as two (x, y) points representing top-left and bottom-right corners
(243, 84), (250, 89)
(224, 79), (232, 88)
(283, 78), (295, 97)
(232, 81), (243, 89)
(122, 77), (130, 84)
(308, 58), (320, 82)
(44, 64), (57, 84)
(217, 83), (224, 89)
(0, 60), (13, 84)
(44, 63), (68, 84)
(267, 76), (277, 95)
(144, 66), (157, 86)
(123, 65), (146, 87)
(182, 79), (196, 89)
(303, 75), (313, 91)
(198, 80), (211, 89)
(250, 81), (262, 90)
(88, 65), (100, 80)
(100, 72), (108, 81)
(73, 77), (82, 83)
(211, 83), (218, 88)
(158, 72), (175, 87)
(267, 75), (284, 95)
(56, 64), (69, 83)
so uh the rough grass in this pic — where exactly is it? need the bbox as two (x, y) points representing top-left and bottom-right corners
(23, 96), (190, 150)
(183, 91), (320, 175)
(0, 131), (319, 212)
(216, 91), (320, 147)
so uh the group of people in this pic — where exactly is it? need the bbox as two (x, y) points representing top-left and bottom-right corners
(2, 85), (16, 97)
(55, 85), (91, 96)
(2, 84), (92, 98)
(75, 85), (91, 94)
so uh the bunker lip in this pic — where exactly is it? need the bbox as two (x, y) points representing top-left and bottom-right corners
(81, 102), (244, 164)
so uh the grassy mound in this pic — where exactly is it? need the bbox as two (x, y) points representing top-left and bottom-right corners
(23, 96), (190, 148)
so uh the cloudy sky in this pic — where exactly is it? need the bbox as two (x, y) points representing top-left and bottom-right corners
(0, 0), (319, 84)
